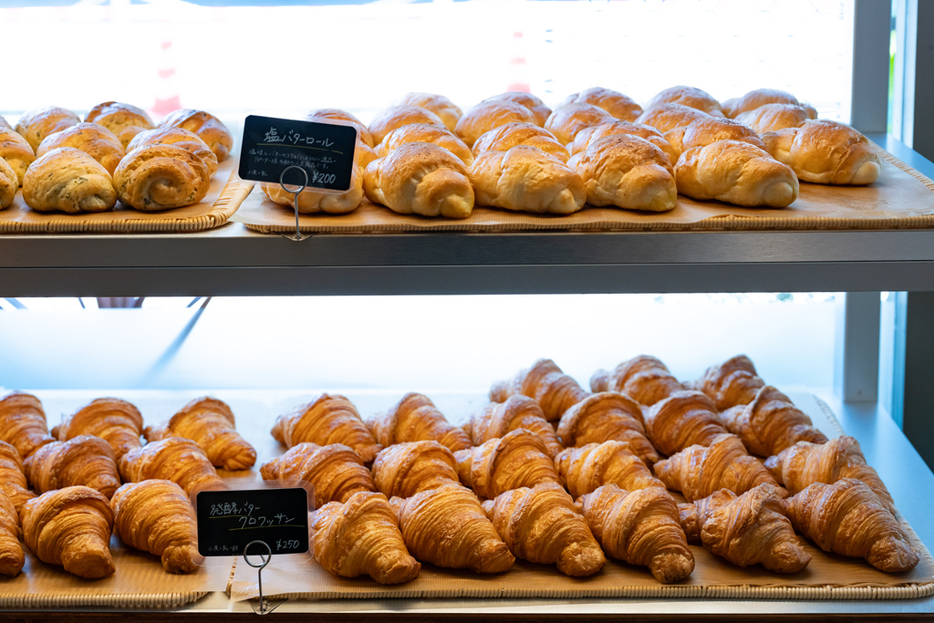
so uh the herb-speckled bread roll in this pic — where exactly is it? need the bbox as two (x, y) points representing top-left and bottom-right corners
(36, 123), (126, 176)
(0, 158), (16, 210)
(127, 127), (219, 178)
(113, 144), (211, 211)
(159, 109), (232, 162)
(23, 147), (117, 213)
(85, 102), (155, 148)
(393, 93), (463, 133)
(0, 128), (35, 186)
(15, 106), (81, 151)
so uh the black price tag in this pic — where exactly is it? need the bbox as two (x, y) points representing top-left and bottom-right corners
(239, 115), (358, 191)
(195, 487), (310, 557)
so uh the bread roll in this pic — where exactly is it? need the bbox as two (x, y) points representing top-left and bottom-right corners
(647, 86), (723, 117)
(559, 87), (643, 122)
(369, 106), (446, 147)
(664, 117), (765, 158)
(569, 120), (677, 165)
(544, 104), (616, 145)
(394, 93), (463, 133)
(127, 127), (218, 177)
(470, 145), (585, 214)
(0, 128), (35, 186)
(307, 108), (374, 148)
(15, 106), (81, 151)
(472, 122), (569, 163)
(159, 108), (232, 161)
(113, 144), (211, 210)
(455, 101), (537, 149)
(36, 123), (126, 176)
(481, 92), (552, 126)
(762, 119), (881, 185)
(85, 102), (155, 148)
(635, 103), (711, 134)
(377, 123), (473, 166)
(262, 166), (365, 214)
(0, 158), (16, 210)
(721, 88), (817, 120)
(23, 147), (116, 213)
(0, 115), (10, 131)
(735, 103), (811, 135)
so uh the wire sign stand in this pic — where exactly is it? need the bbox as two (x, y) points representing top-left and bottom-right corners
(279, 165), (309, 241)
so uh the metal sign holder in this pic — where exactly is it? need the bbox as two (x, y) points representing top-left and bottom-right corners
(243, 539), (283, 615)
(278, 165), (309, 242)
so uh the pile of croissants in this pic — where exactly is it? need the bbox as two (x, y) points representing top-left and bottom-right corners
(264, 86), (883, 218)
(0, 354), (919, 589)
(0, 103), (232, 213)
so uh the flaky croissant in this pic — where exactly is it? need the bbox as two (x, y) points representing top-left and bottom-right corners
(394, 92), (463, 132)
(556, 392), (659, 465)
(312, 491), (420, 584)
(635, 103), (712, 134)
(482, 481), (605, 576)
(643, 391), (729, 458)
(695, 355), (766, 411)
(22, 485), (115, 579)
(544, 103), (616, 145)
(260, 442), (375, 508)
(159, 108), (233, 161)
(86, 101), (155, 148)
(15, 105), (80, 151)
(0, 392), (54, 459)
(454, 429), (561, 500)
(111, 479), (196, 574)
(569, 120), (678, 165)
(0, 158), (15, 209)
(126, 126), (218, 178)
(720, 386), (828, 457)
(555, 441), (665, 499)
(472, 122), (569, 163)
(377, 123), (473, 166)
(590, 355), (683, 407)
(366, 392), (471, 453)
(24, 435), (122, 499)
(647, 86), (724, 117)
(389, 483), (514, 573)
(762, 119), (881, 185)
(782, 479), (918, 573)
(481, 92), (552, 126)
(470, 145), (586, 214)
(119, 437), (226, 496)
(36, 122), (126, 176)
(144, 396), (256, 470)
(0, 440), (35, 513)
(464, 395), (563, 458)
(0, 491), (24, 576)
(114, 144), (212, 211)
(680, 483), (810, 573)
(52, 397), (144, 460)
(559, 87), (643, 122)
(489, 358), (589, 422)
(272, 394), (382, 464)
(0, 127), (35, 186)
(580, 483), (694, 583)
(371, 441), (460, 499)
(23, 147), (117, 213)
(455, 101), (537, 148)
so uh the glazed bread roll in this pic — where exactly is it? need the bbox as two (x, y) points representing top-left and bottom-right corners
(559, 87), (643, 122)
(635, 103), (711, 134)
(15, 106), (81, 151)
(569, 120), (677, 165)
(722, 88), (817, 120)
(159, 108), (232, 161)
(0, 128), (35, 186)
(647, 86), (723, 117)
(307, 108), (374, 148)
(481, 92), (552, 126)
(544, 104), (616, 145)
(664, 117), (765, 158)
(568, 134), (677, 212)
(262, 165), (365, 214)
(85, 102), (155, 148)
(369, 105), (446, 147)
(394, 93), (463, 133)
(113, 144), (211, 211)
(762, 119), (881, 185)
(675, 140), (799, 207)
(470, 145), (585, 215)
(127, 127), (218, 177)
(364, 141), (474, 218)
(377, 123), (473, 166)
(472, 122), (569, 163)
(735, 103), (812, 135)
(455, 101), (537, 149)
(23, 147), (117, 213)
(0, 159), (15, 210)
(36, 122), (126, 176)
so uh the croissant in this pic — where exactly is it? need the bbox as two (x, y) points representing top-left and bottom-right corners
(307, 108), (374, 147)
(376, 123), (473, 165)
(111, 479), (196, 573)
(52, 397), (144, 460)
(590, 355), (683, 406)
(369, 105), (447, 146)
(635, 103), (712, 134)
(782, 479), (918, 573)
(366, 392), (471, 453)
(312, 491), (420, 584)
(455, 101), (537, 148)
(0, 491), (24, 576)
(559, 87), (643, 122)
(23, 147), (117, 213)
(569, 120), (678, 165)
(393, 93), (463, 133)
(271, 394), (382, 464)
(543, 103), (616, 144)
(159, 108), (232, 161)
(262, 165), (365, 214)
(114, 144), (212, 211)
(15, 105), (81, 151)
(389, 483), (515, 573)
(643, 391), (729, 458)
(0, 158), (15, 209)
(464, 395), (563, 458)
(555, 441), (665, 499)
(144, 397), (256, 470)
(720, 385), (828, 457)
(119, 437), (226, 496)
(481, 92), (552, 126)
(371, 441), (460, 499)
(764, 436), (895, 515)
(579, 484), (694, 583)
(664, 117), (765, 157)
(126, 126), (219, 178)
(680, 483), (810, 573)
(0, 392), (54, 459)
(695, 355), (766, 411)
(654, 433), (784, 502)
(482, 481), (605, 576)
(472, 122), (569, 162)
(36, 122), (126, 176)
(762, 119), (881, 185)
(0, 440), (34, 513)
(24, 435), (122, 499)
(734, 103), (812, 135)
(454, 429), (561, 500)
(260, 442), (375, 508)
(721, 88), (817, 120)
(489, 358), (589, 423)
(86, 101), (155, 148)
(556, 392), (659, 465)
(470, 145), (586, 214)
(0, 127), (35, 186)
(647, 86), (724, 117)
(22, 486), (115, 579)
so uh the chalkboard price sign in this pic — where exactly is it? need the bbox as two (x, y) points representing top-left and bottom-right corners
(195, 487), (310, 557)
(238, 115), (358, 191)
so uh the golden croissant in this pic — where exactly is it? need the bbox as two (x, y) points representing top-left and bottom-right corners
(23, 147), (117, 213)
(119, 437), (226, 497)
(389, 483), (514, 573)
(472, 122), (569, 163)
(579, 483), (694, 583)
(368, 105), (447, 146)
(371, 441), (460, 499)
(680, 483), (810, 573)
(144, 396), (256, 470)
(456, 101), (537, 148)
(22, 486), (115, 579)
(721, 88), (816, 120)
(559, 87), (643, 123)
(589, 355), (683, 407)
(454, 428), (561, 500)
(647, 85), (724, 117)
(0, 440), (34, 513)
(635, 103), (711, 134)
(663, 117), (766, 158)
(555, 441), (665, 499)
(464, 395), (562, 458)
(544, 103), (616, 144)
(113, 144), (212, 211)
(307, 108), (375, 147)
(482, 481), (605, 577)
(734, 103), (813, 135)
(556, 392), (659, 465)
(272, 394), (382, 464)
(695, 355), (766, 411)
(393, 92), (463, 132)
(643, 390), (728, 458)
(0, 491), (24, 576)
(51, 397), (144, 460)
(312, 491), (421, 584)
(654, 433), (785, 502)
(489, 358), (589, 422)
(481, 92), (552, 126)
(24, 435), (122, 499)
(782, 479), (918, 573)
(569, 120), (678, 165)
(765, 436), (895, 515)
(721, 386), (828, 457)
(377, 123), (474, 166)
(0, 392), (55, 459)
(762, 119), (880, 185)
(260, 442), (375, 509)
(366, 392), (471, 453)
(111, 479), (196, 574)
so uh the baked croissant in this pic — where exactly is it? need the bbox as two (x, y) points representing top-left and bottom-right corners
(464, 395), (563, 458)
(590, 355), (684, 406)
(664, 117), (766, 157)
(369, 105), (447, 146)
(22, 486), (115, 579)
(762, 119), (881, 185)
(51, 397), (144, 460)
(643, 391), (729, 458)
(555, 441), (665, 499)
(119, 437), (226, 496)
(481, 92), (552, 126)
(635, 103), (712, 134)
(394, 93), (463, 133)
(159, 108), (232, 161)
(721, 88), (817, 120)
(376, 123), (474, 165)
(0, 115), (9, 130)
(680, 483), (810, 573)
(470, 145), (586, 214)
(482, 481), (605, 576)
(371, 441), (460, 499)
(260, 442), (375, 509)
(556, 392), (659, 465)
(764, 436), (895, 515)
(654, 433), (785, 502)
(0, 392), (54, 459)
(720, 385), (828, 457)
(695, 354), (765, 411)
(36, 122), (126, 175)
(647, 86), (724, 117)
(455, 101), (537, 148)
(544, 103), (616, 144)
(126, 126), (219, 178)
(114, 144), (212, 211)
(0, 491), (24, 576)
(15, 105), (81, 151)
(0, 440), (35, 513)
(489, 358), (589, 423)
(0, 158), (15, 209)
(579, 484), (694, 583)
(312, 491), (420, 584)
(783, 479), (918, 573)
(86, 101), (155, 148)
(0, 127), (35, 186)
(262, 165), (365, 214)
(366, 392), (471, 453)
(23, 147), (117, 213)
(454, 428), (561, 500)
(735, 103), (812, 135)
(271, 394), (382, 464)
(307, 108), (374, 147)
(389, 483), (515, 573)
(24, 435), (122, 499)
(111, 479), (196, 574)
(559, 87), (643, 122)
(569, 120), (678, 165)
(144, 396), (256, 471)
(472, 122), (569, 162)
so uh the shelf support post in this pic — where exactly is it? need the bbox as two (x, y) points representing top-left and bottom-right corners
(835, 292), (881, 403)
